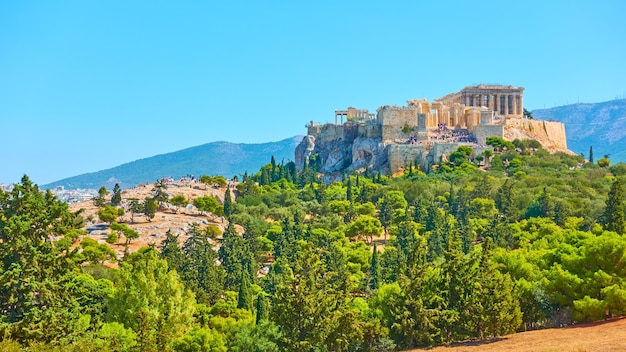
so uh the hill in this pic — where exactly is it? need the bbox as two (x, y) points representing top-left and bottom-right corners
(44, 136), (303, 189)
(532, 99), (626, 163)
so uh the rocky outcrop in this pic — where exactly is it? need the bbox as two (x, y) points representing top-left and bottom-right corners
(295, 135), (316, 170)
(503, 119), (569, 153)
(295, 125), (389, 175)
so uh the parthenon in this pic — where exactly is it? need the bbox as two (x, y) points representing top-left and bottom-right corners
(436, 84), (525, 118)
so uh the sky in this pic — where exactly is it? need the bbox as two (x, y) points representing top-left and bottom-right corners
(1, 1), (625, 185)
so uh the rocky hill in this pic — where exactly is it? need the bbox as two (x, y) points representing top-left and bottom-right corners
(44, 136), (303, 190)
(532, 99), (626, 162)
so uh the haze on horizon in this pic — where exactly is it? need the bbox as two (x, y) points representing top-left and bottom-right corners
(1, 1), (625, 185)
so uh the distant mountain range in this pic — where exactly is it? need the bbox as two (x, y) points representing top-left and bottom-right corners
(44, 136), (303, 190)
(532, 99), (626, 162)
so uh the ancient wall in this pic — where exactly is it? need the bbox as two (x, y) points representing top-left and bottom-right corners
(503, 119), (568, 151)
(387, 144), (425, 173)
(319, 124), (345, 141)
(378, 107), (418, 141)
(472, 124), (505, 144)
(357, 124), (382, 139)
(431, 143), (465, 165)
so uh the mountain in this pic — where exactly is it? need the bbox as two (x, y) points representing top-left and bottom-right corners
(44, 136), (304, 190)
(532, 99), (626, 162)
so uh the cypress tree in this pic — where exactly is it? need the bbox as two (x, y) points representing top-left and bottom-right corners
(369, 243), (381, 290)
(589, 146), (594, 163)
(346, 177), (353, 202)
(224, 187), (233, 218)
(256, 294), (268, 324)
(602, 178), (625, 234)
(238, 270), (253, 311)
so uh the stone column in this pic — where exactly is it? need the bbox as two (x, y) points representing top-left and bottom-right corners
(504, 95), (510, 116)
(519, 95), (524, 116)
(511, 94), (517, 115)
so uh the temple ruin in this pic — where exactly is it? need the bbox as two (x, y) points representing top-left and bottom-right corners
(297, 84), (567, 177)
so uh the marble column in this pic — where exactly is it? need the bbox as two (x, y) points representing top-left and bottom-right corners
(504, 95), (510, 116)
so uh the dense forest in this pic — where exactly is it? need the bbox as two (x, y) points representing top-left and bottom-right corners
(2, 138), (626, 351)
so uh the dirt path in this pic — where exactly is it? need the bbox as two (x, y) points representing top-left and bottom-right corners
(406, 317), (626, 352)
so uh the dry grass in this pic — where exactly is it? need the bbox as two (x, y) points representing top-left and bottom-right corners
(405, 317), (626, 352)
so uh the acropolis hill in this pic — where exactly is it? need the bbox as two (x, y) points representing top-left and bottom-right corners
(295, 84), (568, 176)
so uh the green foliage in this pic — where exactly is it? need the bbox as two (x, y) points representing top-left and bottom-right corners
(171, 327), (227, 352)
(169, 194), (189, 213)
(194, 196), (223, 218)
(98, 205), (123, 224)
(111, 183), (122, 206)
(107, 248), (195, 351)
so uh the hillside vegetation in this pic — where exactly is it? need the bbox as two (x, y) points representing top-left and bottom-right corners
(2, 141), (626, 351)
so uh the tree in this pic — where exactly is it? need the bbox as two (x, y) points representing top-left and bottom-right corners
(219, 225), (247, 291)
(107, 248), (195, 352)
(143, 197), (158, 221)
(194, 196), (223, 219)
(256, 294), (269, 324)
(347, 215), (383, 243)
(170, 194), (189, 214)
(224, 187), (234, 218)
(598, 157), (610, 168)
(589, 146), (594, 163)
(110, 222), (140, 254)
(172, 327), (227, 352)
(111, 183), (122, 206)
(160, 230), (185, 272)
(601, 178), (625, 234)
(369, 243), (381, 290)
(180, 224), (224, 304)
(523, 108), (533, 119)
(128, 198), (144, 223)
(237, 270), (253, 311)
(151, 180), (169, 207)
(93, 186), (109, 207)
(0, 175), (103, 343)
(98, 205), (124, 224)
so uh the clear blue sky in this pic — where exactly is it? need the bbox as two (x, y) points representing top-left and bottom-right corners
(1, 1), (625, 185)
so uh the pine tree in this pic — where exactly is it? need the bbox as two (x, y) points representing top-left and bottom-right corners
(111, 183), (122, 206)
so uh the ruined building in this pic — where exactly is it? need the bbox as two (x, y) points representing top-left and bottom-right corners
(295, 84), (568, 177)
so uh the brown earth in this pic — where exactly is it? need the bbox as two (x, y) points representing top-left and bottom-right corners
(69, 180), (235, 259)
(406, 317), (626, 352)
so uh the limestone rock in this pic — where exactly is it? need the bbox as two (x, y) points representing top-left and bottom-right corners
(351, 138), (387, 171)
(295, 135), (316, 170)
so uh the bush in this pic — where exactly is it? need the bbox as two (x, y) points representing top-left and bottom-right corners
(106, 232), (119, 244)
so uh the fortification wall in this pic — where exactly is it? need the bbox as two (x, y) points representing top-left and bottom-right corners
(503, 119), (568, 151)
(357, 124), (382, 139)
(387, 144), (425, 173)
(378, 107), (418, 141)
(319, 124), (344, 141)
(472, 124), (505, 144)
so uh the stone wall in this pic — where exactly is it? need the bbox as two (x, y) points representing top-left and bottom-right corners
(357, 123), (382, 139)
(472, 124), (505, 144)
(503, 119), (568, 151)
(378, 107), (418, 141)
(387, 144), (425, 173)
